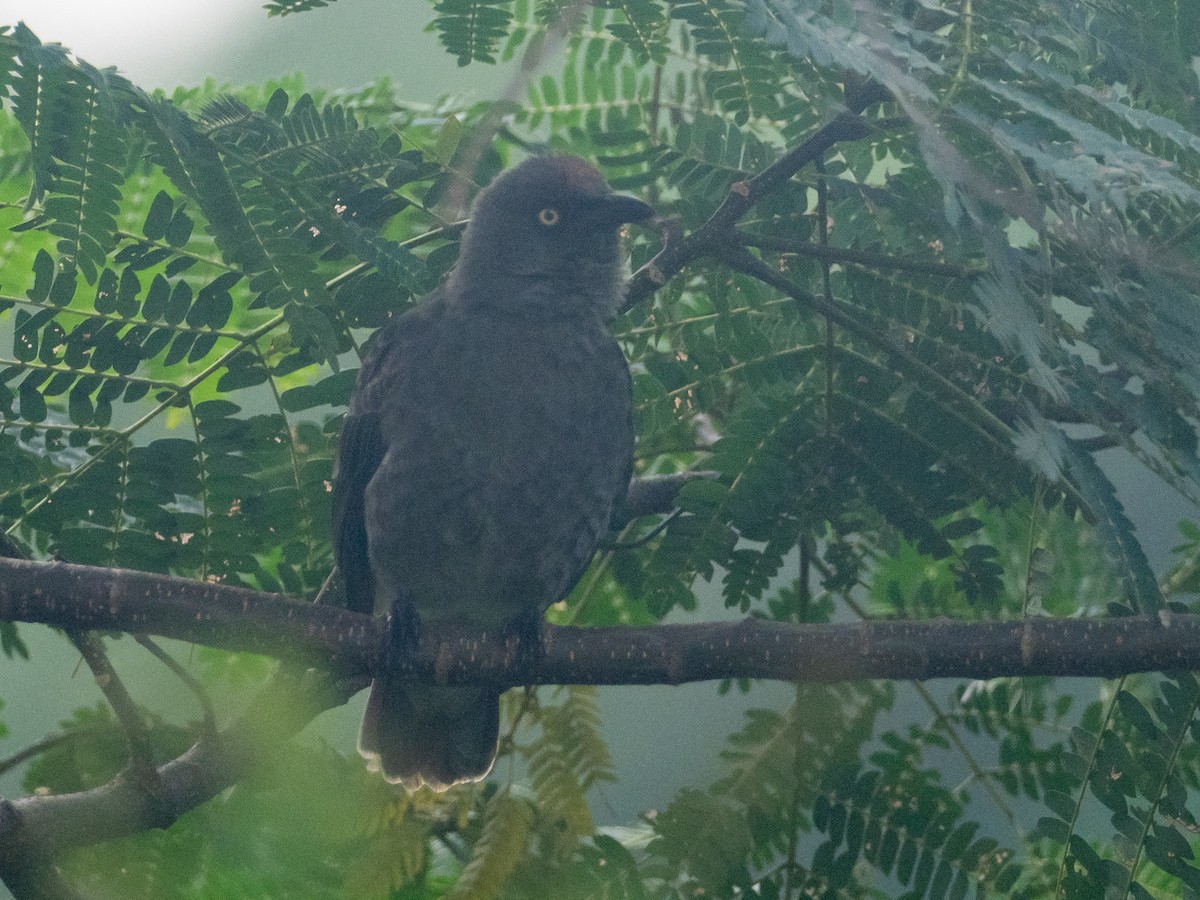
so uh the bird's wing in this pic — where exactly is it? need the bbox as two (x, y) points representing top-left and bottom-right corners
(332, 292), (447, 615)
(609, 337), (636, 513)
(331, 410), (387, 615)
(551, 336), (635, 602)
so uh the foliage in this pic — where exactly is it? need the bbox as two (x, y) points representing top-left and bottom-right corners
(2, 0), (1200, 896)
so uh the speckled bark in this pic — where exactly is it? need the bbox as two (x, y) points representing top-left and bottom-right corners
(2, 557), (1197, 685)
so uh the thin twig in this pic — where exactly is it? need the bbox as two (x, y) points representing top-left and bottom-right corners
(600, 508), (683, 550)
(0, 731), (98, 779)
(133, 636), (218, 739)
(66, 633), (155, 773)
(622, 113), (876, 312)
(736, 230), (981, 279)
(65, 632), (177, 832)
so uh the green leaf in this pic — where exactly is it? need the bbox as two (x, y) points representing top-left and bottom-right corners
(1116, 690), (1161, 741)
(143, 190), (174, 240)
(163, 209), (194, 247)
(117, 266), (140, 317)
(1031, 816), (1070, 844)
(94, 267), (118, 314)
(141, 274), (170, 322)
(431, 0), (516, 66)
(163, 281), (193, 325)
(28, 249), (55, 302)
(1042, 789), (1076, 821)
(283, 302), (337, 365)
(278, 369), (356, 412)
(18, 377), (47, 422)
(1061, 438), (1163, 613)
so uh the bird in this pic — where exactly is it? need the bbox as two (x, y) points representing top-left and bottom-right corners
(331, 155), (653, 790)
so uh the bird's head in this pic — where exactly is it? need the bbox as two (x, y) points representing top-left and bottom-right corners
(450, 155), (654, 316)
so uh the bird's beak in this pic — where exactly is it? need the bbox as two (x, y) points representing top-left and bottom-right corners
(598, 193), (655, 228)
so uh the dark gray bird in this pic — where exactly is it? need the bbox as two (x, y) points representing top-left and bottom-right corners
(332, 155), (652, 790)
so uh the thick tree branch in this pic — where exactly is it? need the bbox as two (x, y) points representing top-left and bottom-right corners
(2, 557), (1198, 685)
(0, 838), (81, 900)
(0, 665), (362, 859)
(3, 553), (1197, 868)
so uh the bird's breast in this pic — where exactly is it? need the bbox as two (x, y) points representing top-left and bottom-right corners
(363, 313), (632, 625)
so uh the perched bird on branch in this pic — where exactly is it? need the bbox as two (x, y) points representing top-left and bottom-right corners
(332, 155), (653, 789)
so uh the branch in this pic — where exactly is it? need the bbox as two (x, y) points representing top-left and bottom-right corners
(0, 664), (361, 859)
(134, 635), (219, 739)
(0, 557), (373, 672)
(735, 230), (982, 280)
(67, 632), (158, 777)
(615, 471), (717, 525)
(0, 837), (82, 900)
(2, 557), (1199, 684)
(2, 557), (1199, 868)
(622, 113), (875, 312)
(0, 732), (99, 779)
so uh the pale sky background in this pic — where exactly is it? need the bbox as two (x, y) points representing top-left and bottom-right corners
(0, 0), (499, 97)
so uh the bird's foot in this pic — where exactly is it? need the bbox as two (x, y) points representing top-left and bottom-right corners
(384, 595), (422, 675)
(503, 606), (546, 676)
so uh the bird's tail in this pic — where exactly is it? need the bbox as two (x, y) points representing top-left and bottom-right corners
(358, 675), (500, 791)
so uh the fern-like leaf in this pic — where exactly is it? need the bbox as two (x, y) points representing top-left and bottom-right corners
(525, 686), (614, 836)
(671, 0), (782, 124)
(1058, 436), (1163, 613)
(432, 0), (516, 66)
(9, 24), (70, 204)
(140, 99), (338, 363)
(596, 0), (669, 65)
(41, 79), (125, 285)
(446, 789), (534, 900)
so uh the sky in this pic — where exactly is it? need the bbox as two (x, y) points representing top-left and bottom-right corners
(2, 0), (248, 86)
(0, 0), (497, 98)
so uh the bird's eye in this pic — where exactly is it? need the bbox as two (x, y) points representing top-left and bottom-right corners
(538, 207), (560, 227)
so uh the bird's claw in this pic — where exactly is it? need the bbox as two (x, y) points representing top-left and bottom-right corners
(503, 606), (546, 674)
(384, 595), (422, 675)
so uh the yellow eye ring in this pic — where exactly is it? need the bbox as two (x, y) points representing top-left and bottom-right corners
(538, 207), (560, 226)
